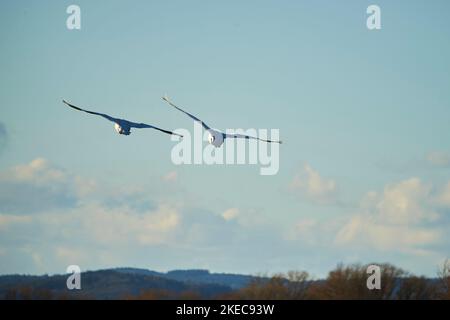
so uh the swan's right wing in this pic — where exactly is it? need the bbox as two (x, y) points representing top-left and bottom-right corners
(224, 133), (282, 144)
(62, 100), (118, 123)
(127, 121), (183, 138)
(162, 96), (210, 130)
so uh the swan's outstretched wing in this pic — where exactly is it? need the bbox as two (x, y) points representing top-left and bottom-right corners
(224, 133), (282, 144)
(162, 96), (210, 130)
(127, 121), (183, 138)
(63, 100), (118, 123)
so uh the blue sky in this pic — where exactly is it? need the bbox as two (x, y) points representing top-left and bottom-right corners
(0, 0), (450, 277)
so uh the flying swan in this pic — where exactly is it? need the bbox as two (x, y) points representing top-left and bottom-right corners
(162, 96), (282, 147)
(62, 100), (182, 138)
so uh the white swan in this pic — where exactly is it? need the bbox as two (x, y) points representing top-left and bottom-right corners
(162, 96), (281, 147)
(63, 100), (182, 138)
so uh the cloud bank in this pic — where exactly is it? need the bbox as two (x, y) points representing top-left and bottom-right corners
(1, 158), (449, 276)
(0, 158), (279, 274)
(289, 164), (338, 205)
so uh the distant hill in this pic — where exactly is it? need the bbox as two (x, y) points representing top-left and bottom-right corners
(114, 268), (255, 289)
(0, 268), (256, 300)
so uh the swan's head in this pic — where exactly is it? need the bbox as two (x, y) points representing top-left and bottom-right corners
(208, 130), (224, 147)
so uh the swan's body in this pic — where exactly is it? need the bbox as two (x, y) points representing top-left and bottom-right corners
(62, 100), (182, 138)
(207, 129), (225, 147)
(162, 96), (282, 148)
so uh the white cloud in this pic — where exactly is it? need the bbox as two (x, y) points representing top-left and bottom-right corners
(11, 158), (97, 197)
(436, 181), (450, 207)
(427, 151), (450, 167)
(335, 178), (443, 254)
(0, 158), (96, 214)
(162, 171), (178, 183)
(295, 218), (317, 233)
(0, 214), (32, 229)
(289, 164), (337, 205)
(72, 203), (180, 246)
(284, 218), (318, 244)
(0, 159), (182, 250)
(336, 215), (440, 254)
(222, 208), (239, 221)
(10, 158), (65, 183)
(285, 176), (449, 264)
(376, 178), (437, 224)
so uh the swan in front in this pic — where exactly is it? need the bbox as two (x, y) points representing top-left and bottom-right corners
(162, 95), (281, 147)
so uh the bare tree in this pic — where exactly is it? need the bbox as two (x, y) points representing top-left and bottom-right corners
(226, 271), (311, 300)
(437, 259), (450, 299)
(309, 263), (405, 299)
(396, 276), (438, 300)
(285, 270), (311, 299)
